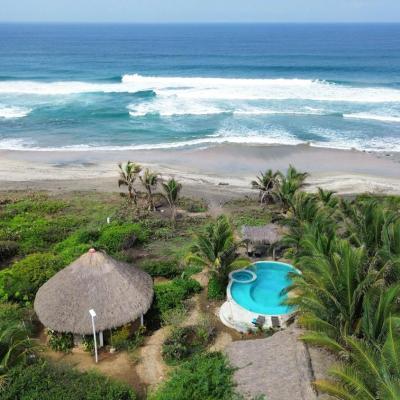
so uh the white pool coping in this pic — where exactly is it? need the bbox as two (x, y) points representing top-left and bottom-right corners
(219, 261), (299, 333)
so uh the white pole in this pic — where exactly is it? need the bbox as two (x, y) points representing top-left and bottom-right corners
(140, 314), (144, 326)
(89, 309), (98, 363)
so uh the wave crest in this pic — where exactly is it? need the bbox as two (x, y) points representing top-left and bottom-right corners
(0, 74), (399, 103)
(0, 106), (32, 119)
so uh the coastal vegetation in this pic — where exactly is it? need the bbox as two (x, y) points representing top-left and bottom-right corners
(0, 161), (399, 399)
(281, 191), (400, 398)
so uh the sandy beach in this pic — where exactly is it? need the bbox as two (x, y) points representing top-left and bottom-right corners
(0, 143), (399, 198)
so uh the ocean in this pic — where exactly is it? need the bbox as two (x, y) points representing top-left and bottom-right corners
(0, 23), (400, 152)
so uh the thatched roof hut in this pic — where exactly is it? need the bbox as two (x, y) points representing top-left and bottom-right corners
(241, 223), (284, 245)
(34, 249), (153, 335)
(226, 325), (334, 400)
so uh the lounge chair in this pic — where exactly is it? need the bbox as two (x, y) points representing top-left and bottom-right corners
(271, 316), (281, 329)
(251, 315), (266, 328)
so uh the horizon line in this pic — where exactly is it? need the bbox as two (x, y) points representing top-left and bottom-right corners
(1, 21), (400, 25)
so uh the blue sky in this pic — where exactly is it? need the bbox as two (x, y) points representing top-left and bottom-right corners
(1, 0), (400, 23)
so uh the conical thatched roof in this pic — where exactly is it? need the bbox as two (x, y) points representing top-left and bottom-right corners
(34, 249), (154, 335)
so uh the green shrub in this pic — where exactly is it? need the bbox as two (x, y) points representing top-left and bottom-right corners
(96, 223), (148, 253)
(3, 361), (136, 400)
(47, 330), (74, 353)
(150, 352), (235, 400)
(207, 274), (226, 300)
(182, 264), (203, 277)
(53, 229), (99, 265)
(0, 240), (19, 261)
(111, 324), (131, 349)
(0, 215), (80, 254)
(153, 278), (201, 316)
(162, 321), (216, 364)
(82, 335), (94, 353)
(140, 259), (182, 278)
(0, 302), (25, 326)
(161, 306), (187, 326)
(162, 327), (194, 364)
(109, 325), (146, 351)
(0, 253), (64, 303)
(0, 302), (36, 335)
(57, 244), (92, 265)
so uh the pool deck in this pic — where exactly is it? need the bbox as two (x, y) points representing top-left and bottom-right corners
(225, 325), (335, 400)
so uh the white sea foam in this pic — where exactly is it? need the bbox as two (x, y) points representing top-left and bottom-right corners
(1, 74), (400, 104)
(343, 113), (400, 123)
(1, 130), (399, 153)
(0, 105), (32, 119)
(128, 99), (226, 117)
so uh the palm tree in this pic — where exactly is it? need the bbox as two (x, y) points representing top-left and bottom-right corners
(190, 215), (234, 269)
(0, 321), (36, 384)
(189, 215), (245, 285)
(315, 318), (400, 400)
(286, 239), (383, 345)
(161, 178), (182, 221)
(251, 169), (280, 205)
(275, 165), (309, 212)
(360, 284), (400, 344)
(140, 168), (158, 211)
(315, 187), (338, 208)
(118, 161), (142, 205)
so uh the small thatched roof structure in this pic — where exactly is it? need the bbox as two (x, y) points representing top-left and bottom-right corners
(226, 325), (334, 400)
(241, 223), (284, 245)
(34, 249), (153, 335)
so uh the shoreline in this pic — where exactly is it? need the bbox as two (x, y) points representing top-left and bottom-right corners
(1, 143), (400, 197)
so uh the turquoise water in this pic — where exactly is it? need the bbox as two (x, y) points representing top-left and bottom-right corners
(230, 270), (255, 282)
(230, 261), (295, 315)
(0, 24), (400, 151)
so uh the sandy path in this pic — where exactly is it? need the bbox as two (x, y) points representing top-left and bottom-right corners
(136, 326), (170, 387)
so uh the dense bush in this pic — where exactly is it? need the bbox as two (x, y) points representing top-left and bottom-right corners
(207, 274), (226, 300)
(153, 278), (201, 316)
(0, 215), (80, 254)
(0, 302), (26, 326)
(110, 324), (131, 349)
(53, 228), (100, 264)
(96, 223), (148, 253)
(47, 330), (74, 353)
(162, 320), (216, 364)
(150, 352), (236, 400)
(161, 306), (187, 326)
(0, 302), (36, 336)
(2, 361), (136, 400)
(0, 253), (64, 303)
(0, 240), (19, 262)
(140, 259), (182, 278)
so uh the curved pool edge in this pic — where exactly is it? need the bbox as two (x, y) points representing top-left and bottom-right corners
(220, 261), (299, 333)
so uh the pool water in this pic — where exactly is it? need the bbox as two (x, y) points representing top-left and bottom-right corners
(231, 271), (252, 281)
(230, 261), (296, 315)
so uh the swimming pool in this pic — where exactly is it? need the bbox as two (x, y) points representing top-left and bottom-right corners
(229, 261), (297, 315)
